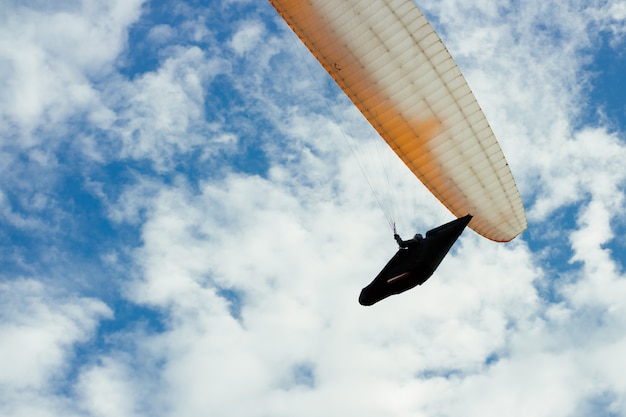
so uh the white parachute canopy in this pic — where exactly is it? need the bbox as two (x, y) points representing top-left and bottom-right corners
(269, 0), (527, 242)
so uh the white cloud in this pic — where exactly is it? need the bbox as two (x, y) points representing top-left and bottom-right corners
(0, 0), (144, 142)
(76, 357), (144, 417)
(604, 1), (626, 41)
(0, 189), (45, 229)
(101, 45), (231, 169)
(0, 279), (111, 392)
(229, 20), (266, 56)
(147, 24), (176, 45)
(528, 127), (626, 221)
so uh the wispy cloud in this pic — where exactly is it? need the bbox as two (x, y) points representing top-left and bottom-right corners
(0, 279), (110, 413)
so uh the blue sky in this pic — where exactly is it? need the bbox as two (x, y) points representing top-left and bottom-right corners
(1, 0), (626, 416)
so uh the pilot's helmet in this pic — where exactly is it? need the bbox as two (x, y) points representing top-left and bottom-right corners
(414, 233), (423, 241)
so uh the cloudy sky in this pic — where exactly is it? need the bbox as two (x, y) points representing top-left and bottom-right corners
(1, 0), (626, 416)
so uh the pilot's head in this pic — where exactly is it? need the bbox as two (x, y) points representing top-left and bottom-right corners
(414, 233), (423, 240)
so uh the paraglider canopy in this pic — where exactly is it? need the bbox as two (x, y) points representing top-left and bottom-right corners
(269, 0), (527, 242)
